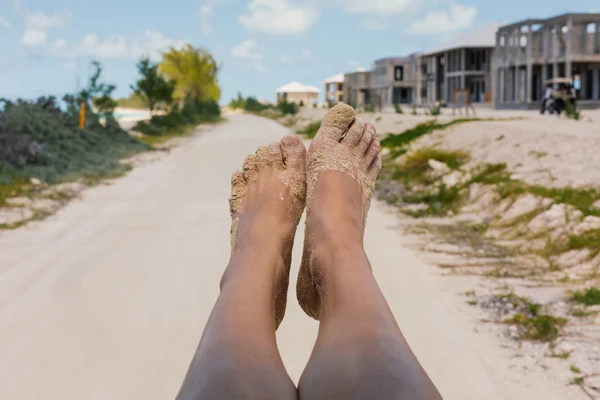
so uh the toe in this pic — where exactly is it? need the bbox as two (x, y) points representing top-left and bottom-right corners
(267, 142), (284, 170)
(368, 156), (383, 180)
(365, 138), (381, 166)
(255, 146), (269, 169)
(341, 118), (366, 146)
(358, 123), (376, 153)
(319, 103), (356, 140)
(242, 154), (258, 182)
(281, 135), (307, 171)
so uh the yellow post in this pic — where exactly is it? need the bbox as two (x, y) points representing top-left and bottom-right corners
(79, 102), (86, 129)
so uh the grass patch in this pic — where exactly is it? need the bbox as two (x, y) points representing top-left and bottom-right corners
(550, 351), (571, 359)
(296, 121), (321, 139)
(569, 305), (597, 318)
(500, 292), (567, 342)
(571, 287), (600, 306)
(530, 150), (548, 159)
(570, 365), (582, 374)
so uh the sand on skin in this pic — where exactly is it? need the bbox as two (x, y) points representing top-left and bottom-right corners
(0, 113), (578, 399)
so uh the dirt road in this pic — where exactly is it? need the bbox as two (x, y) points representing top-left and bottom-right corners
(0, 114), (571, 399)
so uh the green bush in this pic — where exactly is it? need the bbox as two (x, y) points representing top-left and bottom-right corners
(364, 104), (375, 113)
(572, 287), (600, 306)
(133, 100), (220, 136)
(565, 100), (581, 120)
(296, 121), (321, 139)
(394, 103), (403, 114)
(429, 105), (442, 116)
(244, 97), (268, 112)
(0, 96), (148, 187)
(277, 101), (298, 116)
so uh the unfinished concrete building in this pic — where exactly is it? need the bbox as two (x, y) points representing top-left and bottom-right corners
(370, 55), (418, 110)
(494, 13), (600, 109)
(343, 69), (372, 109)
(418, 23), (500, 106)
(324, 73), (344, 106)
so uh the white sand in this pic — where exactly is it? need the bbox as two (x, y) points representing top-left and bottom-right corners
(0, 113), (580, 399)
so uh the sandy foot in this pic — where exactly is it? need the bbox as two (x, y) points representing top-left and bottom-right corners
(228, 135), (307, 328)
(296, 103), (382, 319)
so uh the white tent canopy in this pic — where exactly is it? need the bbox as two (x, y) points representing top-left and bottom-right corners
(276, 81), (320, 94)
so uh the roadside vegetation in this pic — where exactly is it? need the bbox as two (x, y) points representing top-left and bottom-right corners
(228, 93), (299, 118)
(1, 43), (222, 224)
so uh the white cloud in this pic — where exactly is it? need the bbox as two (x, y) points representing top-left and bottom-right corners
(339, 0), (412, 15)
(363, 18), (387, 30)
(38, 31), (184, 61)
(231, 39), (262, 60)
(239, 0), (319, 35)
(0, 15), (12, 30)
(79, 33), (129, 58)
(25, 9), (71, 30)
(409, 4), (477, 35)
(197, 0), (230, 36)
(280, 48), (313, 64)
(21, 29), (47, 47)
(130, 31), (186, 61)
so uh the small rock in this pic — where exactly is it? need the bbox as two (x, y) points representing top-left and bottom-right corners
(554, 249), (592, 269)
(573, 216), (600, 236)
(428, 159), (451, 175)
(592, 200), (600, 210)
(30, 178), (42, 185)
(380, 148), (391, 156)
(0, 207), (34, 225)
(5, 197), (33, 207)
(527, 203), (584, 237)
(32, 199), (60, 213)
(500, 194), (552, 222)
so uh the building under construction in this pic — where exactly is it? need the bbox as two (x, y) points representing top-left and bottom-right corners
(494, 13), (600, 109)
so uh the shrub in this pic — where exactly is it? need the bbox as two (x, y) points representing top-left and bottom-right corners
(0, 96), (148, 187)
(299, 100), (304, 107)
(429, 104), (442, 116)
(133, 100), (221, 136)
(412, 105), (418, 116)
(297, 121), (321, 139)
(571, 287), (600, 306)
(244, 97), (268, 112)
(565, 100), (581, 120)
(394, 103), (403, 114)
(277, 101), (298, 116)
(364, 104), (375, 113)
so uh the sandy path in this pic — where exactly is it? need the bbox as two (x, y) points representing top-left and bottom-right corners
(0, 114), (569, 399)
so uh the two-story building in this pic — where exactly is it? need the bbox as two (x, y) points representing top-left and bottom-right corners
(324, 73), (344, 106)
(494, 13), (600, 109)
(342, 68), (372, 108)
(370, 55), (418, 110)
(418, 23), (500, 106)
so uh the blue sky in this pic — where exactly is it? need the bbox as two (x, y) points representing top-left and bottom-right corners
(0, 0), (596, 104)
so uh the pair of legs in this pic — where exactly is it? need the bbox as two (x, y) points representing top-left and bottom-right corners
(176, 104), (441, 399)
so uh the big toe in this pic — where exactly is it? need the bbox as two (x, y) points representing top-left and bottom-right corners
(318, 102), (356, 141)
(281, 135), (307, 172)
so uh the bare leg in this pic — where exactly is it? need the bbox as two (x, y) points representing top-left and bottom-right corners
(176, 135), (307, 400)
(297, 104), (442, 399)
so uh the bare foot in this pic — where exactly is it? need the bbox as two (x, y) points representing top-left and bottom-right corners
(297, 103), (382, 319)
(227, 135), (307, 328)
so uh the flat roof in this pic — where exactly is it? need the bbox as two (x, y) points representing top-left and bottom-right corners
(374, 54), (419, 64)
(276, 82), (320, 93)
(499, 12), (600, 31)
(324, 73), (344, 84)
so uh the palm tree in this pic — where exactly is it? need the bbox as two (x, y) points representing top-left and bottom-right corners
(159, 44), (221, 103)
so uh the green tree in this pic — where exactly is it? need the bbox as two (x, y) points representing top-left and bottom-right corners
(160, 44), (221, 103)
(80, 61), (117, 115)
(130, 57), (175, 114)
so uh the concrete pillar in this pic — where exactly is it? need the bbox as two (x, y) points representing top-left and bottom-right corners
(542, 63), (548, 93)
(566, 18), (573, 79)
(593, 68), (600, 100)
(526, 25), (533, 103)
(444, 52), (449, 103)
(596, 23), (600, 54)
(552, 25), (559, 88)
